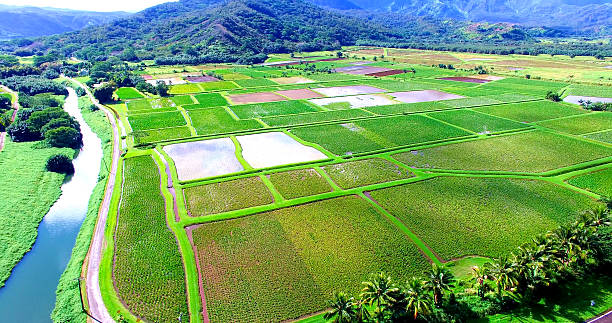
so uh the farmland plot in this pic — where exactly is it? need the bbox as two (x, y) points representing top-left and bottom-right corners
(114, 156), (188, 322)
(323, 158), (413, 189)
(268, 168), (332, 199)
(370, 177), (596, 259)
(184, 176), (273, 216)
(128, 111), (187, 131)
(190, 196), (430, 322)
(395, 131), (611, 173)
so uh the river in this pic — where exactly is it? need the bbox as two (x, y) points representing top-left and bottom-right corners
(0, 88), (102, 322)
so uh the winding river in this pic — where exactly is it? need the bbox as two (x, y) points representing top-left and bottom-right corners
(0, 88), (102, 321)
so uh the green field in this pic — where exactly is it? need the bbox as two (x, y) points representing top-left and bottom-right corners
(585, 130), (612, 144)
(128, 111), (187, 131)
(184, 176), (273, 216)
(567, 168), (612, 197)
(428, 109), (530, 133)
(193, 93), (228, 107)
(537, 112), (612, 135)
(115, 87), (144, 100)
(198, 81), (239, 91)
(370, 177), (596, 259)
(323, 158), (413, 189)
(188, 107), (262, 135)
(474, 101), (587, 123)
(169, 83), (203, 94)
(132, 126), (192, 145)
(262, 109), (370, 127)
(268, 168), (332, 199)
(231, 100), (319, 119)
(114, 156), (188, 322)
(394, 131), (611, 173)
(190, 196), (430, 322)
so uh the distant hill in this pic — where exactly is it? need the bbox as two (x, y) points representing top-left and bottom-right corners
(0, 5), (129, 40)
(313, 0), (612, 33)
(3, 0), (610, 63)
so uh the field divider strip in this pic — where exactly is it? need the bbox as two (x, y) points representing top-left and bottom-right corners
(178, 106), (197, 136)
(314, 166), (343, 192)
(230, 135), (253, 170)
(259, 174), (285, 203)
(179, 175), (436, 227)
(422, 113), (479, 135)
(151, 151), (204, 323)
(358, 191), (443, 266)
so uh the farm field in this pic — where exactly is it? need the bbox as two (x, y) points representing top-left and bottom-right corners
(97, 49), (612, 323)
(190, 196), (430, 322)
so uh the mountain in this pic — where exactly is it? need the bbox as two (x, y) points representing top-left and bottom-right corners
(314, 0), (612, 32)
(0, 5), (130, 40)
(3, 0), (610, 63)
(14, 0), (409, 62)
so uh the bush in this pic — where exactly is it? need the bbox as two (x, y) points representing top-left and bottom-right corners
(75, 87), (86, 97)
(41, 117), (79, 135)
(0, 96), (11, 111)
(546, 91), (561, 102)
(45, 126), (83, 149)
(7, 119), (40, 141)
(46, 154), (74, 174)
(93, 82), (116, 103)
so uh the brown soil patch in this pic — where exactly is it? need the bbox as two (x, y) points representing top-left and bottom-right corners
(276, 89), (324, 100)
(367, 70), (405, 77)
(228, 92), (287, 104)
(142, 74), (153, 80)
(438, 77), (490, 84)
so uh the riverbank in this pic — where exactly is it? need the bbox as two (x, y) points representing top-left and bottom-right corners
(0, 139), (74, 288)
(52, 90), (113, 322)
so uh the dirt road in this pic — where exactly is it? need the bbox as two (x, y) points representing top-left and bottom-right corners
(71, 78), (119, 322)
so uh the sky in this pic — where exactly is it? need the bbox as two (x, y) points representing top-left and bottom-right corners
(0, 0), (177, 12)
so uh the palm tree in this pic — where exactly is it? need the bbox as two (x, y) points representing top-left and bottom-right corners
(581, 205), (611, 228)
(405, 277), (433, 320)
(471, 265), (490, 299)
(324, 291), (357, 323)
(354, 298), (372, 323)
(485, 256), (517, 299)
(361, 272), (398, 321)
(424, 264), (455, 306)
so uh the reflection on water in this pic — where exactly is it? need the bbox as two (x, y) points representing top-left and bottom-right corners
(0, 88), (102, 322)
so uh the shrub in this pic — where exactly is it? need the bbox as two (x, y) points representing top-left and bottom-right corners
(545, 91), (561, 102)
(75, 87), (86, 97)
(7, 119), (40, 141)
(93, 82), (116, 103)
(45, 126), (83, 148)
(40, 117), (79, 135)
(46, 154), (74, 174)
(0, 96), (11, 111)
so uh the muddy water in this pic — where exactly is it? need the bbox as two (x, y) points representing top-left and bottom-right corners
(0, 88), (102, 322)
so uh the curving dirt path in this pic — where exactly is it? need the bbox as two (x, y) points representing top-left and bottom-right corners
(0, 85), (20, 152)
(71, 78), (119, 323)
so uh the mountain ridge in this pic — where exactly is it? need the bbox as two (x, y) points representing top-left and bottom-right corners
(0, 5), (129, 40)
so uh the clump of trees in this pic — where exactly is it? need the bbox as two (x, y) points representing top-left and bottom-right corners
(545, 91), (561, 102)
(0, 76), (67, 96)
(7, 105), (82, 148)
(46, 154), (74, 174)
(325, 205), (611, 322)
(578, 100), (612, 112)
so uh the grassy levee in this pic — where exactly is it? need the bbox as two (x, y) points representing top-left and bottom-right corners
(0, 139), (75, 288)
(51, 94), (113, 322)
(151, 151), (203, 323)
